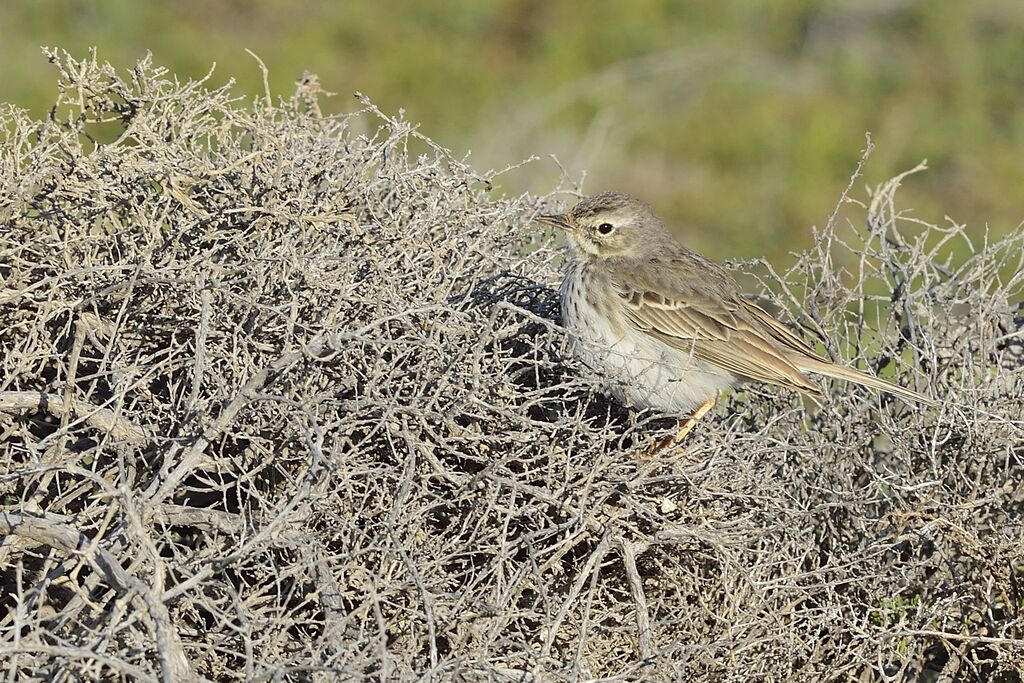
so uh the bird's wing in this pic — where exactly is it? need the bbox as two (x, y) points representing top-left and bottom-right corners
(739, 297), (829, 361)
(611, 256), (823, 396)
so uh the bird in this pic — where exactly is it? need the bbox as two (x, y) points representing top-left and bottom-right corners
(537, 191), (932, 446)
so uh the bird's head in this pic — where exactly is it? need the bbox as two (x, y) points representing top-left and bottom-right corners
(536, 192), (672, 260)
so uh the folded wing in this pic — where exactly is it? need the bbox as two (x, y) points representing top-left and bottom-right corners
(612, 256), (823, 396)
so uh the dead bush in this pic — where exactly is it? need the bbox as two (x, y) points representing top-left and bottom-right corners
(1, 50), (1023, 682)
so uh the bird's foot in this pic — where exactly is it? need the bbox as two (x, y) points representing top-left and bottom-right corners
(643, 395), (717, 457)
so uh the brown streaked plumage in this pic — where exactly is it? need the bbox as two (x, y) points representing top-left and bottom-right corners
(537, 192), (932, 443)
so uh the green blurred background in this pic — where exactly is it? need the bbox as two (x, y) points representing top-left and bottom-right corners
(2, 0), (1023, 261)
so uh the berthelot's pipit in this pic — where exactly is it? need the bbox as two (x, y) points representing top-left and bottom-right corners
(538, 192), (932, 445)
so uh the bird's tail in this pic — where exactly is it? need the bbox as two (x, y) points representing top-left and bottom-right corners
(797, 358), (934, 405)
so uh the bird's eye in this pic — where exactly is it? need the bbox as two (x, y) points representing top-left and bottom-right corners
(597, 222), (614, 235)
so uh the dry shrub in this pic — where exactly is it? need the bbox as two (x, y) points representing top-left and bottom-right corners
(1, 50), (1023, 682)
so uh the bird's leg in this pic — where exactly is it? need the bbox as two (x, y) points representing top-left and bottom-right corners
(645, 394), (718, 455)
(672, 395), (717, 444)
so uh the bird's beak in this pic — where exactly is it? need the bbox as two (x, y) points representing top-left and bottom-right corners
(535, 213), (575, 232)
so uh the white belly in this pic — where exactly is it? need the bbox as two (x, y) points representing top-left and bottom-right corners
(561, 271), (734, 415)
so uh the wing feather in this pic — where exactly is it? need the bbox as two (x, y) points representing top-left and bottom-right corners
(611, 256), (822, 395)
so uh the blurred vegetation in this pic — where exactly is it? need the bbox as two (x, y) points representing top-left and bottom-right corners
(2, 0), (1023, 261)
